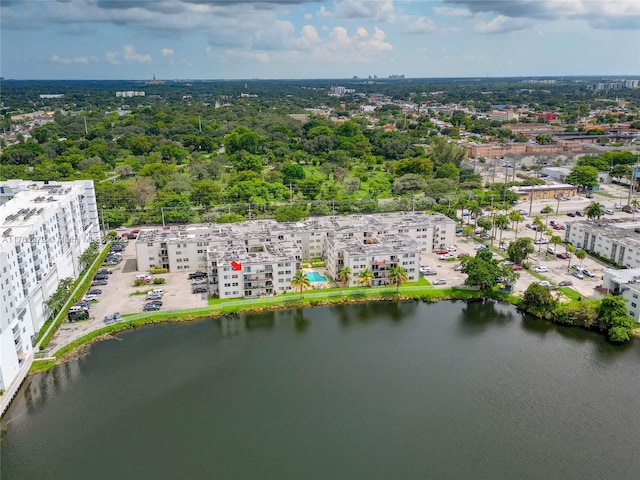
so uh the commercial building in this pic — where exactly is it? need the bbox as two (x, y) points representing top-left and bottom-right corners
(565, 220), (640, 268)
(135, 213), (455, 298)
(511, 184), (578, 201)
(0, 180), (100, 391)
(600, 268), (640, 322)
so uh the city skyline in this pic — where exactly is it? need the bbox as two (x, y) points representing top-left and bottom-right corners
(1, 0), (639, 80)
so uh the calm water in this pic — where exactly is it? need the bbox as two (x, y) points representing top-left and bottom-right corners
(2, 300), (639, 480)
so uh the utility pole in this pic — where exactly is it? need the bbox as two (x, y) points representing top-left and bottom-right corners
(556, 194), (561, 215)
(84, 116), (88, 135)
(528, 185), (534, 217)
(161, 207), (165, 227)
(198, 116), (202, 133)
(289, 183), (293, 206)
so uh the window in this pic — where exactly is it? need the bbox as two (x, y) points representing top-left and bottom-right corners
(632, 302), (637, 308)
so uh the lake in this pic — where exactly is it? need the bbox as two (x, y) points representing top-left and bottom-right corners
(2, 300), (639, 479)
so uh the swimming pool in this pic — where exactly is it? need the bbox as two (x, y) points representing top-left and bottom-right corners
(306, 271), (327, 283)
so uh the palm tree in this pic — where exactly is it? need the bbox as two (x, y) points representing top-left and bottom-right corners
(541, 205), (553, 227)
(471, 204), (483, 227)
(339, 266), (352, 288)
(550, 235), (562, 258)
(566, 244), (576, 270)
(509, 210), (523, 238)
(585, 201), (603, 220)
(291, 269), (311, 298)
(631, 198), (639, 219)
(576, 249), (587, 269)
(494, 214), (509, 248)
(388, 265), (408, 293)
(358, 268), (374, 288)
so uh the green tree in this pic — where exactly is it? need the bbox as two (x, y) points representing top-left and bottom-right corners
(521, 283), (557, 320)
(494, 214), (509, 247)
(464, 249), (502, 290)
(550, 235), (563, 257)
(291, 269), (311, 298)
(598, 295), (635, 342)
(585, 201), (603, 220)
(339, 266), (352, 287)
(541, 205), (553, 227)
(610, 164), (631, 182)
(275, 205), (309, 222)
(462, 224), (474, 239)
(566, 165), (599, 191)
(435, 162), (460, 182)
(509, 210), (523, 238)
(566, 244), (576, 269)
(128, 177), (157, 210)
(388, 265), (408, 292)
(281, 163), (306, 184)
(508, 237), (535, 265)
(358, 268), (374, 287)
(575, 249), (587, 269)
(190, 180), (222, 209)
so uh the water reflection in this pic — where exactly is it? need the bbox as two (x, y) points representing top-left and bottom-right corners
(219, 309), (311, 337)
(333, 300), (418, 326)
(458, 299), (515, 335)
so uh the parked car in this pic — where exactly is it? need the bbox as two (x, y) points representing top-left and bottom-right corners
(556, 253), (569, 260)
(558, 280), (573, 286)
(582, 268), (595, 277)
(97, 269), (112, 275)
(191, 278), (207, 285)
(94, 274), (109, 281)
(433, 278), (447, 285)
(151, 288), (164, 295)
(146, 300), (163, 307)
(454, 264), (464, 271)
(567, 212), (576, 217)
(104, 314), (115, 324)
(457, 253), (470, 258)
(533, 266), (548, 273)
(474, 244), (487, 251)
(538, 281), (551, 287)
(146, 293), (163, 301)
(423, 270), (437, 276)
(605, 209), (614, 215)
(143, 303), (161, 311)
(193, 287), (208, 294)
(575, 211), (584, 217)
(113, 312), (123, 322)
(83, 294), (99, 302)
(447, 246), (457, 252)
(614, 203), (623, 209)
(439, 254), (454, 260)
(572, 271), (585, 279)
(92, 280), (108, 286)
(512, 265), (524, 271)
(436, 249), (449, 255)
(87, 289), (102, 295)
(571, 264), (582, 272)
(188, 271), (208, 279)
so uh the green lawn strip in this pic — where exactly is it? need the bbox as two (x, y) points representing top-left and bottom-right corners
(558, 287), (581, 301)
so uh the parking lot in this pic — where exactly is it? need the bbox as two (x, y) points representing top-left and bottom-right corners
(420, 214), (607, 299)
(49, 240), (209, 351)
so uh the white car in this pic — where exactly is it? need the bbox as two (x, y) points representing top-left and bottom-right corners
(582, 269), (595, 277)
(83, 294), (99, 302)
(605, 209), (614, 215)
(474, 244), (487, 251)
(614, 203), (622, 209)
(533, 266), (548, 273)
(447, 246), (457, 252)
(433, 278), (447, 285)
(537, 281), (551, 287)
(439, 254), (454, 260)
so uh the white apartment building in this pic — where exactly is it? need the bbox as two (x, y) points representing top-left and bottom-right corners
(135, 213), (455, 298)
(565, 220), (640, 268)
(0, 180), (100, 391)
(601, 268), (640, 322)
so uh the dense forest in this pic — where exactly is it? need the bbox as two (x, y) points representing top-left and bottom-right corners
(1, 77), (639, 227)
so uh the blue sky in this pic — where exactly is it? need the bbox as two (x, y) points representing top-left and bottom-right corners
(1, 0), (639, 80)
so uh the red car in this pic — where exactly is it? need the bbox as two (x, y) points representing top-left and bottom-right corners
(436, 249), (449, 255)
(512, 265), (524, 271)
(556, 253), (569, 259)
(457, 253), (470, 258)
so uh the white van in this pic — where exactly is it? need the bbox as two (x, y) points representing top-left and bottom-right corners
(151, 288), (164, 295)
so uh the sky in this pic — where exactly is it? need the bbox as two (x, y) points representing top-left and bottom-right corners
(1, 0), (639, 80)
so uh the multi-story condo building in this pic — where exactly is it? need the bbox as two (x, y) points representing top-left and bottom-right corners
(135, 212), (455, 296)
(0, 180), (100, 391)
(600, 268), (640, 322)
(565, 220), (640, 268)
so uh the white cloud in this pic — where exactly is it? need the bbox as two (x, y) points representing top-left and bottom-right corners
(123, 44), (152, 63)
(162, 48), (174, 57)
(476, 15), (530, 34)
(107, 45), (152, 64)
(405, 16), (438, 34)
(50, 54), (92, 64)
(254, 52), (270, 63)
(318, 0), (395, 21)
